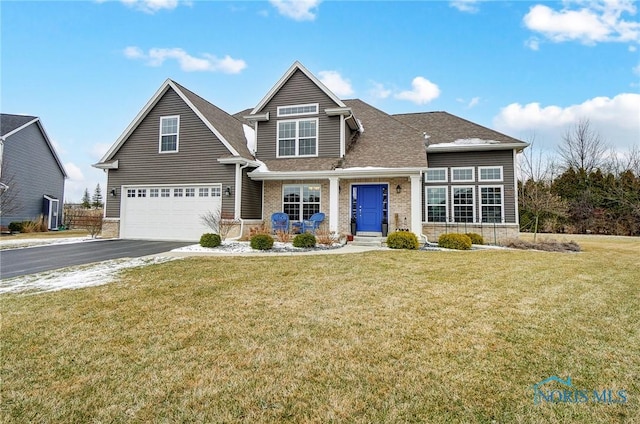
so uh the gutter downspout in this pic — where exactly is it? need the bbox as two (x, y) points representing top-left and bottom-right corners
(228, 161), (252, 241)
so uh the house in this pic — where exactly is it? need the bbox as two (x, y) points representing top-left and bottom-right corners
(0, 114), (67, 230)
(94, 61), (527, 242)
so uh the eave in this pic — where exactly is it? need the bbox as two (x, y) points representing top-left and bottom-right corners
(92, 160), (119, 170)
(426, 142), (529, 153)
(217, 157), (261, 166)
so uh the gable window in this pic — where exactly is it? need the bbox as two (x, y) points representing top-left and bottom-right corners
(277, 119), (318, 157)
(452, 186), (475, 223)
(425, 168), (447, 182)
(479, 166), (503, 182)
(159, 116), (179, 153)
(480, 186), (504, 223)
(277, 103), (318, 117)
(283, 184), (321, 221)
(426, 187), (448, 222)
(451, 167), (474, 182)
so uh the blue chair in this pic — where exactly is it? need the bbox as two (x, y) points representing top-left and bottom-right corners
(271, 212), (290, 233)
(301, 212), (325, 234)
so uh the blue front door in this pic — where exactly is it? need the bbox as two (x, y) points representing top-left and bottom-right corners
(354, 185), (384, 232)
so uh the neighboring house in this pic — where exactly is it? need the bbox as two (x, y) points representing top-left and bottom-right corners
(94, 61), (527, 242)
(0, 114), (67, 230)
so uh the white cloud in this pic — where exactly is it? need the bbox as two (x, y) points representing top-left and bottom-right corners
(269, 0), (320, 21)
(468, 97), (480, 108)
(123, 47), (247, 74)
(368, 81), (391, 100)
(318, 70), (354, 97)
(64, 162), (84, 181)
(119, 0), (188, 14)
(450, 0), (481, 13)
(525, 37), (541, 50)
(633, 63), (640, 75)
(90, 143), (111, 161)
(395, 77), (441, 105)
(493, 93), (640, 151)
(523, 1), (640, 46)
(630, 45), (637, 51)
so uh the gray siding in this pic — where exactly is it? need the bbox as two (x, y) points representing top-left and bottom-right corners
(1, 123), (65, 226)
(241, 167), (262, 219)
(105, 88), (237, 218)
(255, 69), (342, 159)
(424, 150), (517, 223)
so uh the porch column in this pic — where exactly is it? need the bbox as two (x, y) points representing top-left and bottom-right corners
(410, 174), (422, 236)
(329, 177), (339, 233)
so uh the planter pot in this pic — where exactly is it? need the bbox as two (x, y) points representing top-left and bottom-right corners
(382, 223), (388, 237)
(347, 234), (354, 242)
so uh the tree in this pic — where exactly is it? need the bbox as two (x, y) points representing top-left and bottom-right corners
(0, 164), (21, 218)
(92, 184), (103, 208)
(81, 188), (91, 209)
(558, 118), (607, 174)
(200, 209), (240, 241)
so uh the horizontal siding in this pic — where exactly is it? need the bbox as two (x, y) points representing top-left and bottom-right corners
(241, 167), (262, 219)
(424, 150), (517, 223)
(256, 69), (342, 160)
(105, 88), (236, 218)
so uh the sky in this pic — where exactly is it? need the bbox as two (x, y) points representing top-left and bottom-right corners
(2, 0), (639, 202)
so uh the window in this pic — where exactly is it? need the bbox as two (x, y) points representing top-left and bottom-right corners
(199, 188), (209, 197)
(283, 185), (321, 221)
(277, 119), (318, 157)
(159, 116), (179, 152)
(451, 167), (474, 182)
(185, 188), (195, 197)
(426, 187), (447, 222)
(425, 168), (447, 182)
(211, 187), (221, 197)
(150, 189), (159, 198)
(480, 186), (503, 223)
(137, 189), (147, 198)
(277, 103), (318, 117)
(174, 188), (183, 197)
(452, 186), (474, 223)
(161, 188), (171, 197)
(479, 166), (503, 182)
(127, 189), (136, 198)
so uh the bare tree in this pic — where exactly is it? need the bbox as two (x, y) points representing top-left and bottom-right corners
(200, 209), (240, 241)
(558, 118), (607, 174)
(0, 163), (21, 218)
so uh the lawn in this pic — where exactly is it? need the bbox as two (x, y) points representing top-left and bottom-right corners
(1, 236), (638, 423)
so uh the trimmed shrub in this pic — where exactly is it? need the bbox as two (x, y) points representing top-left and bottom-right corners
(466, 232), (484, 245)
(251, 234), (274, 250)
(200, 233), (221, 248)
(8, 222), (23, 232)
(438, 233), (472, 250)
(293, 232), (316, 248)
(386, 231), (420, 250)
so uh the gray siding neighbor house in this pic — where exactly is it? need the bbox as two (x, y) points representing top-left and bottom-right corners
(95, 61), (528, 242)
(0, 114), (67, 230)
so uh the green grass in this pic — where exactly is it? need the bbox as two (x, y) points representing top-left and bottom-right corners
(2, 236), (638, 423)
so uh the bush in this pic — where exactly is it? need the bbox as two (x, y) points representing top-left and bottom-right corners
(250, 234), (274, 250)
(386, 231), (420, 249)
(200, 233), (221, 248)
(438, 233), (472, 250)
(293, 232), (316, 248)
(466, 232), (484, 245)
(8, 222), (22, 232)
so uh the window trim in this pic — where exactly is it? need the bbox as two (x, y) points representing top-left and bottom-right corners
(425, 168), (448, 183)
(159, 115), (180, 153)
(425, 186), (449, 223)
(451, 186), (476, 223)
(282, 184), (322, 222)
(451, 167), (475, 183)
(480, 185), (505, 223)
(478, 166), (503, 182)
(277, 103), (319, 117)
(276, 118), (319, 158)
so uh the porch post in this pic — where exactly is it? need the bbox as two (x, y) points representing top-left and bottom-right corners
(410, 174), (422, 236)
(329, 177), (339, 233)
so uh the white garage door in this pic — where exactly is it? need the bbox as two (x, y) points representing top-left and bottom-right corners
(121, 184), (222, 241)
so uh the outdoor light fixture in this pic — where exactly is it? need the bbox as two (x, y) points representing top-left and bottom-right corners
(224, 186), (232, 197)
(396, 184), (402, 194)
(110, 188), (117, 197)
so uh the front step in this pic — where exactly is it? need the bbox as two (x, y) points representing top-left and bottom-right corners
(351, 235), (386, 247)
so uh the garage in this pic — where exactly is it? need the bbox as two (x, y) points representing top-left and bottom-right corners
(120, 184), (222, 241)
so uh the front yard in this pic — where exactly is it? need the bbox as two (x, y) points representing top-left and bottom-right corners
(1, 236), (638, 423)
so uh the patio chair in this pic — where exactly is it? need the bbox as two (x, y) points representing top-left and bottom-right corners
(271, 212), (290, 233)
(301, 212), (325, 234)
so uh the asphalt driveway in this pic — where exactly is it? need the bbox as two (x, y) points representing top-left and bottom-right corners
(0, 239), (192, 279)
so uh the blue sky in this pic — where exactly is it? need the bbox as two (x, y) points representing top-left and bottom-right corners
(2, 0), (638, 202)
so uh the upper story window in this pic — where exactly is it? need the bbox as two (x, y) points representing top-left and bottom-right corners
(159, 116), (179, 153)
(277, 103), (318, 117)
(277, 119), (318, 157)
(451, 167), (474, 182)
(425, 168), (448, 183)
(479, 166), (503, 182)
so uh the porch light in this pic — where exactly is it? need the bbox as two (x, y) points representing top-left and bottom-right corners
(396, 184), (402, 194)
(110, 188), (117, 197)
(224, 186), (232, 197)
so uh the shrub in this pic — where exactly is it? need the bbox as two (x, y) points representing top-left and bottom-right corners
(466, 232), (484, 245)
(438, 233), (472, 250)
(293, 232), (316, 248)
(200, 233), (222, 248)
(315, 225), (339, 245)
(275, 230), (293, 243)
(8, 222), (22, 232)
(250, 234), (274, 250)
(386, 231), (420, 249)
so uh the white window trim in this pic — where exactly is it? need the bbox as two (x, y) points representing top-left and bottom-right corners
(282, 184), (322, 222)
(425, 168), (448, 183)
(451, 167), (475, 183)
(480, 185), (505, 223)
(276, 118), (319, 158)
(451, 186), (475, 223)
(478, 166), (503, 182)
(277, 103), (319, 117)
(425, 186), (449, 223)
(159, 115), (180, 153)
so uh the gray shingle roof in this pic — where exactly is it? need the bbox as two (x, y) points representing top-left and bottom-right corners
(1, 114), (37, 137)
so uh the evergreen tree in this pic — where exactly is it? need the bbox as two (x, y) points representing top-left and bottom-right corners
(92, 184), (104, 208)
(81, 188), (91, 209)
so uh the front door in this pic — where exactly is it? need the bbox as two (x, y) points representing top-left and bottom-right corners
(354, 185), (385, 232)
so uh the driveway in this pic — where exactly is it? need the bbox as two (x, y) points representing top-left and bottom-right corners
(0, 239), (192, 279)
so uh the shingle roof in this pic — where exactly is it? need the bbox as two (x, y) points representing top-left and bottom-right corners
(1, 114), (37, 137)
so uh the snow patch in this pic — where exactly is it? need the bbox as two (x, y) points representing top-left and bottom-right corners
(0, 236), (101, 250)
(173, 241), (343, 254)
(430, 138), (502, 147)
(243, 124), (256, 154)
